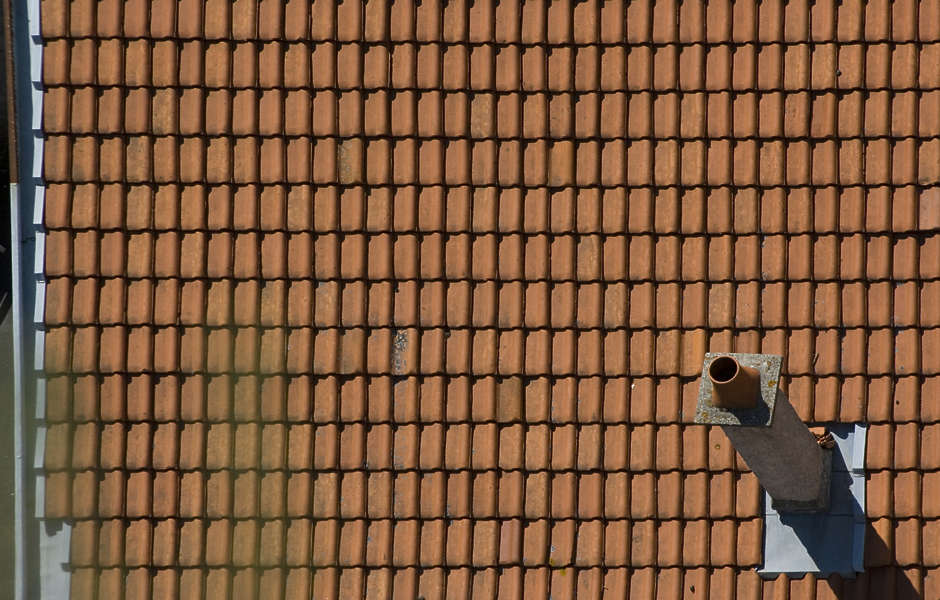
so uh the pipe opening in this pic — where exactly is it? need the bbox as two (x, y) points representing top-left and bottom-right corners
(709, 356), (739, 383)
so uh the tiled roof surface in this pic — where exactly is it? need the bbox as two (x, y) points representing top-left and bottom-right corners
(38, 0), (939, 597)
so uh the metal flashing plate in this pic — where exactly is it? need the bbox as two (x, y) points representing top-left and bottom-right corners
(694, 353), (782, 427)
(759, 423), (868, 578)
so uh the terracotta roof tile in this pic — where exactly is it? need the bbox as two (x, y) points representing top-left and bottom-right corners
(38, 0), (940, 590)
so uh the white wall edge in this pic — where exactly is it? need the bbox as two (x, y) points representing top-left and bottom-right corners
(32, 327), (42, 371)
(851, 423), (867, 475)
(32, 375), (45, 420)
(38, 521), (72, 600)
(31, 468), (43, 520)
(31, 278), (43, 325)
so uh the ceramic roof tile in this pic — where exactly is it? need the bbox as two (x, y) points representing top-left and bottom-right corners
(37, 0), (940, 592)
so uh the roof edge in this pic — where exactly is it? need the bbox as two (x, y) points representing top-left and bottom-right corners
(7, 0), (70, 596)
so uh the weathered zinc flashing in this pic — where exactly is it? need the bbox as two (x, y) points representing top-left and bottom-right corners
(760, 423), (868, 578)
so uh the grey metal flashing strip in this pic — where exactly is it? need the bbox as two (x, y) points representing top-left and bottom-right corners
(759, 423), (867, 579)
(7, 0), (30, 588)
(9, 178), (27, 600)
(9, 0), (72, 596)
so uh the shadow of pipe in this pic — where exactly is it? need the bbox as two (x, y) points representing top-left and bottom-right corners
(816, 524), (922, 599)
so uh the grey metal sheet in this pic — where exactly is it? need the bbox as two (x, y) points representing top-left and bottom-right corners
(759, 423), (867, 579)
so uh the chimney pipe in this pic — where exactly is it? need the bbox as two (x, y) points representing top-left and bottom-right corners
(694, 353), (831, 513)
(707, 356), (759, 409)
